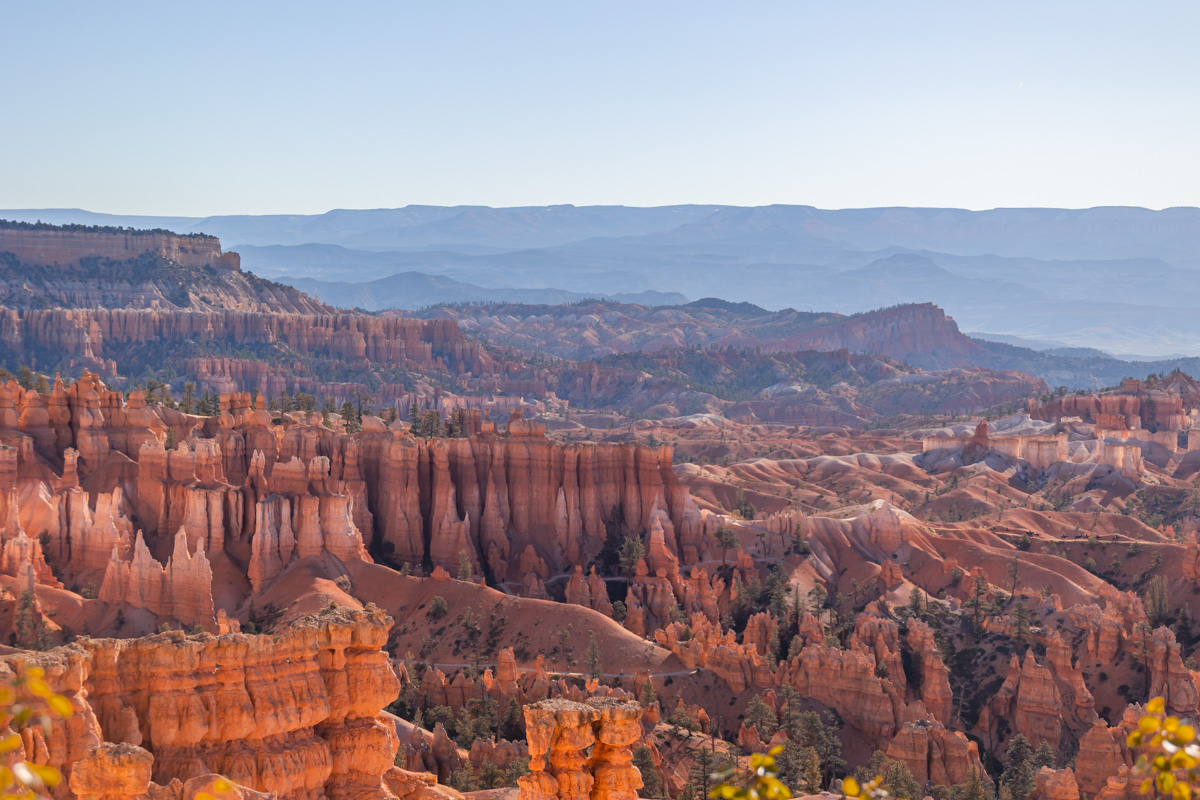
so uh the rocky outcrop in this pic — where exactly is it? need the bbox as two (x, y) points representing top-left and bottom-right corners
(655, 614), (772, 694)
(904, 620), (953, 727)
(1147, 627), (1200, 714)
(0, 225), (239, 270)
(98, 529), (216, 630)
(0, 309), (489, 376)
(1, 606), (409, 800)
(377, 413), (710, 579)
(1074, 720), (1130, 797)
(434, 300), (984, 370)
(885, 721), (985, 787)
(0, 380), (378, 619)
(82, 606), (400, 799)
(985, 653), (1064, 750)
(1036, 767), (1082, 800)
(779, 640), (896, 741)
(518, 697), (643, 800)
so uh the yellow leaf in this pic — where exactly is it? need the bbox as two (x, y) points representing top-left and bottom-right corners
(1142, 717), (1163, 734)
(26, 678), (50, 699)
(843, 777), (861, 797)
(30, 764), (60, 786)
(213, 777), (233, 792)
(0, 735), (21, 754)
(46, 695), (72, 718)
(1149, 698), (1167, 715)
(1172, 753), (1198, 770)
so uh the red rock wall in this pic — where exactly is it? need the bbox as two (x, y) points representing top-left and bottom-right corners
(0, 308), (491, 376)
(0, 228), (239, 270)
(0, 607), (401, 800)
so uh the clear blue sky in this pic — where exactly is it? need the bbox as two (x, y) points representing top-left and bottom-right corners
(2, 1), (1196, 215)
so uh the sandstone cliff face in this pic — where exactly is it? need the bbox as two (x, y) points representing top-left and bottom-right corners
(0, 228), (341, 317)
(0, 379), (383, 629)
(376, 411), (711, 579)
(0, 308), (488, 376)
(0, 227), (238, 270)
(1, 606), (400, 800)
(885, 721), (984, 787)
(98, 529), (216, 631)
(1074, 719), (1130, 797)
(984, 653), (1063, 751)
(1036, 767), (1082, 800)
(1147, 627), (1200, 714)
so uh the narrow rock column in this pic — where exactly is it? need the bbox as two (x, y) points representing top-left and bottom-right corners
(518, 697), (643, 800)
(588, 698), (644, 800)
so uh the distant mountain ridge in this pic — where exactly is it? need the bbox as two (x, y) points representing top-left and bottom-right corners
(282, 271), (687, 311)
(414, 299), (984, 369)
(7, 205), (1200, 357)
(8, 204), (1198, 261)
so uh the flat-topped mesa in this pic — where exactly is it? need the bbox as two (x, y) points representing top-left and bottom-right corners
(518, 697), (643, 800)
(0, 223), (241, 270)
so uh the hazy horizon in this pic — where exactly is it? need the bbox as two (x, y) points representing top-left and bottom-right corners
(7, 201), (1200, 221)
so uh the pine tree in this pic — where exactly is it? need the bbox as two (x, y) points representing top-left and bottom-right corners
(688, 746), (716, 799)
(1146, 575), (1171, 626)
(856, 751), (918, 800)
(964, 574), (991, 630)
(477, 758), (501, 790)
(744, 695), (778, 739)
(586, 632), (603, 679)
(340, 401), (361, 433)
(632, 746), (663, 798)
(1013, 601), (1032, 645)
(1001, 735), (1035, 800)
(499, 697), (523, 741)
(618, 535), (645, 579)
(714, 527), (738, 567)
(907, 586), (924, 619)
(1032, 741), (1056, 770)
(1007, 555), (1020, 602)
(950, 768), (994, 800)
(639, 678), (657, 708)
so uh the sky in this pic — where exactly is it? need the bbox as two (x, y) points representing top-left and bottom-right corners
(1, 1), (1197, 216)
